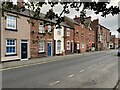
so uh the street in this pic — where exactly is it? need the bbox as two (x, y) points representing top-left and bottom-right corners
(2, 50), (119, 88)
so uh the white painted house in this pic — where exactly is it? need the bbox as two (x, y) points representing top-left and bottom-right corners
(54, 25), (65, 55)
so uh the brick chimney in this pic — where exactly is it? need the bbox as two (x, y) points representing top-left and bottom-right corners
(92, 19), (99, 26)
(75, 15), (78, 18)
(17, 0), (24, 8)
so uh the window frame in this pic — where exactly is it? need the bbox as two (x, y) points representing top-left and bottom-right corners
(39, 41), (45, 53)
(82, 42), (84, 48)
(6, 15), (17, 30)
(57, 40), (61, 52)
(57, 28), (61, 35)
(39, 25), (45, 33)
(67, 41), (70, 50)
(77, 43), (80, 50)
(6, 39), (16, 55)
(66, 28), (70, 36)
(48, 25), (51, 32)
(76, 31), (79, 37)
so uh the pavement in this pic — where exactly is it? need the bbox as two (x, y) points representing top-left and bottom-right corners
(2, 49), (119, 88)
(0, 50), (107, 70)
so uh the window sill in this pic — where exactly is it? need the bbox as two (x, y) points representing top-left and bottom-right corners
(5, 28), (18, 32)
(38, 52), (46, 54)
(5, 54), (17, 57)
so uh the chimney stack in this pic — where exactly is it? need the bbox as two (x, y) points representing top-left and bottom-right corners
(17, 0), (24, 8)
(75, 15), (78, 18)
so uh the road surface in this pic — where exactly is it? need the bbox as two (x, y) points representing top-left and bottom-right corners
(2, 50), (118, 88)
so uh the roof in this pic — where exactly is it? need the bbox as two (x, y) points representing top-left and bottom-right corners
(64, 16), (79, 25)
(6, 9), (56, 24)
(117, 27), (120, 33)
(99, 24), (110, 31)
(60, 22), (74, 29)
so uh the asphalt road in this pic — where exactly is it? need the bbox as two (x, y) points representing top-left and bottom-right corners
(2, 50), (118, 88)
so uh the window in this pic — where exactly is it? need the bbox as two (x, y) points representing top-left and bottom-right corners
(48, 25), (51, 32)
(6, 39), (16, 55)
(67, 41), (70, 50)
(81, 32), (84, 39)
(76, 31), (79, 37)
(89, 33), (91, 40)
(82, 24), (84, 28)
(39, 41), (45, 52)
(67, 28), (70, 36)
(57, 29), (61, 35)
(39, 25), (44, 33)
(77, 43), (80, 50)
(82, 43), (84, 48)
(6, 15), (16, 30)
(57, 40), (61, 51)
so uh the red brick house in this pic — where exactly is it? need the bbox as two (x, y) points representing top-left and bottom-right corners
(110, 35), (118, 49)
(91, 19), (110, 50)
(30, 16), (55, 58)
(84, 17), (96, 51)
(62, 22), (75, 55)
(64, 16), (88, 53)
(74, 16), (96, 52)
(64, 16), (81, 53)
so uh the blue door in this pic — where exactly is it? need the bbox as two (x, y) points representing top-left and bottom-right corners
(48, 43), (52, 56)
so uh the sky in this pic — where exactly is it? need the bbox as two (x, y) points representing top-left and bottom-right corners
(40, 0), (120, 38)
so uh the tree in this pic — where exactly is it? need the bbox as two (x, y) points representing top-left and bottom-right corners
(1, 0), (120, 25)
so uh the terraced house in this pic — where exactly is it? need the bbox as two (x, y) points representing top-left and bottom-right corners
(74, 16), (96, 52)
(30, 14), (55, 58)
(64, 16), (82, 53)
(1, 1), (111, 62)
(1, 10), (31, 61)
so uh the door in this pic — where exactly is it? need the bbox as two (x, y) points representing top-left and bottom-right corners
(48, 43), (52, 56)
(71, 42), (72, 53)
(21, 43), (28, 59)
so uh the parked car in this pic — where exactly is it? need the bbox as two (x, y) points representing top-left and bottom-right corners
(118, 47), (120, 56)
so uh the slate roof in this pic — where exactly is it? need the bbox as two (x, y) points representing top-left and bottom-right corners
(60, 22), (74, 29)
(64, 16), (79, 25)
(7, 9), (56, 24)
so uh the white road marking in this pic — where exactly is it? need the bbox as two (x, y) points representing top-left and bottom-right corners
(69, 74), (74, 77)
(50, 81), (60, 86)
(79, 70), (85, 73)
(88, 67), (92, 69)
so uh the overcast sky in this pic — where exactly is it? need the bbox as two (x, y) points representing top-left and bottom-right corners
(40, 0), (120, 37)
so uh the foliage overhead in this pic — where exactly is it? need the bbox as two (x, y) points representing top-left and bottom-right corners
(1, 0), (120, 25)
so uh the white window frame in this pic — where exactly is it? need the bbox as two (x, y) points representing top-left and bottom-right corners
(77, 43), (80, 50)
(39, 41), (45, 53)
(6, 39), (16, 55)
(82, 43), (84, 48)
(67, 41), (70, 50)
(82, 24), (84, 28)
(39, 25), (45, 33)
(57, 28), (61, 35)
(66, 28), (70, 36)
(6, 15), (17, 30)
(57, 40), (61, 52)
(48, 25), (51, 32)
